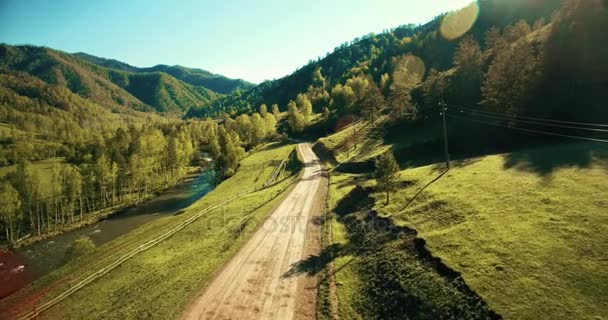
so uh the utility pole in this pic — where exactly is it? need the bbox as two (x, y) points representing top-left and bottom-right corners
(441, 100), (451, 170)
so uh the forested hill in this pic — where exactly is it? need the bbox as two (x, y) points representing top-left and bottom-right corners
(190, 0), (564, 118)
(74, 52), (255, 94)
(0, 44), (224, 114)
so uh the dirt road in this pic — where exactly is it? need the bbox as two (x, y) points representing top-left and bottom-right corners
(182, 143), (326, 320)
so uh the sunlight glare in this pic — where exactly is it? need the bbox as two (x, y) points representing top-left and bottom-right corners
(439, 2), (480, 40)
(391, 54), (426, 90)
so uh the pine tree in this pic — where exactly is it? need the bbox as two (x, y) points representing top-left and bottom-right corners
(481, 40), (540, 116)
(453, 35), (483, 106)
(374, 150), (399, 204)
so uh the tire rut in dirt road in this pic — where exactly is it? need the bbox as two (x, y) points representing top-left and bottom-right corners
(182, 143), (325, 320)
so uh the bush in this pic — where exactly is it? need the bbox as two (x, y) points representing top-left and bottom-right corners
(64, 236), (96, 261)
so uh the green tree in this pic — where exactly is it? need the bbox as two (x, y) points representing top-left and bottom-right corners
(361, 81), (384, 125)
(271, 104), (280, 118)
(217, 126), (245, 177)
(452, 35), (483, 105)
(296, 93), (313, 118)
(346, 75), (369, 100)
(259, 104), (268, 117)
(312, 66), (327, 89)
(374, 150), (399, 204)
(379, 73), (390, 92)
(287, 101), (306, 133)
(264, 113), (277, 135)
(0, 182), (21, 242)
(235, 114), (253, 146)
(330, 83), (356, 113)
(322, 107), (330, 119)
(481, 40), (540, 116)
(64, 236), (96, 261)
(62, 166), (83, 222)
(250, 113), (266, 145)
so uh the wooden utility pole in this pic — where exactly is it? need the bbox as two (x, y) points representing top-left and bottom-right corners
(441, 100), (451, 169)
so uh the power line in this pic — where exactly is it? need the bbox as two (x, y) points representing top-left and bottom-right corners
(447, 104), (608, 128)
(449, 108), (608, 133)
(445, 112), (608, 144)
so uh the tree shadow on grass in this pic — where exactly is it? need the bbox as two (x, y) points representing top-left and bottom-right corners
(281, 243), (349, 278)
(502, 141), (608, 176)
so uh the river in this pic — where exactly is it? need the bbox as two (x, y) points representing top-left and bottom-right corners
(0, 168), (215, 300)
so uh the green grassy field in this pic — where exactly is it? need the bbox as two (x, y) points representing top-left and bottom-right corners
(376, 145), (608, 320)
(326, 171), (496, 319)
(0, 143), (298, 320)
(319, 120), (608, 320)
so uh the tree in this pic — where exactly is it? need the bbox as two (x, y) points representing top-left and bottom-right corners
(250, 113), (266, 145)
(296, 93), (313, 118)
(390, 55), (424, 119)
(361, 81), (384, 124)
(61, 166), (82, 222)
(312, 67), (327, 89)
(504, 20), (532, 42)
(235, 114), (253, 146)
(379, 73), (390, 92)
(217, 126), (245, 177)
(263, 113), (277, 135)
(374, 150), (399, 204)
(203, 118), (221, 159)
(271, 104), (280, 118)
(322, 107), (330, 119)
(259, 104), (268, 117)
(287, 101), (306, 133)
(481, 39), (540, 116)
(330, 83), (356, 113)
(539, 0), (608, 121)
(0, 182), (21, 242)
(64, 236), (96, 261)
(452, 35), (483, 105)
(484, 26), (505, 52)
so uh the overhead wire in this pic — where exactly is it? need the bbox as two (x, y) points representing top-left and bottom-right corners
(445, 111), (608, 144)
(448, 107), (608, 133)
(447, 104), (608, 128)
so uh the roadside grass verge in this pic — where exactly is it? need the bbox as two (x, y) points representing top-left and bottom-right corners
(0, 143), (298, 320)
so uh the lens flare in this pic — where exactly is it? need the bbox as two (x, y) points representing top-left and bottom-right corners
(391, 54), (426, 90)
(440, 2), (480, 41)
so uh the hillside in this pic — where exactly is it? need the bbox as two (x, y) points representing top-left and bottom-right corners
(191, 0), (563, 117)
(74, 52), (255, 94)
(313, 115), (608, 319)
(0, 44), (220, 114)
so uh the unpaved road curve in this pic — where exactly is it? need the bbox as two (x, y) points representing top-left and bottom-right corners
(182, 143), (325, 320)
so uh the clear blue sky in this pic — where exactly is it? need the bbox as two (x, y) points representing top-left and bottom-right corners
(0, 0), (471, 83)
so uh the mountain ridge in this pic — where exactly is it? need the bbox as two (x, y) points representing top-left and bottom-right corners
(73, 52), (255, 94)
(0, 44), (224, 114)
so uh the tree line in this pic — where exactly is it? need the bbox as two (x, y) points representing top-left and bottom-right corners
(0, 107), (280, 244)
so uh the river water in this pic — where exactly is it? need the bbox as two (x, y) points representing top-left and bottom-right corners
(0, 168), (215, 300)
